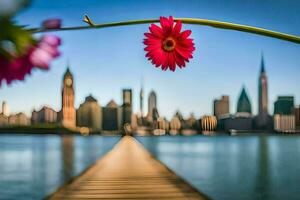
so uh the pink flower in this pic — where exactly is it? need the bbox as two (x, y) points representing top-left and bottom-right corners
(30, 35), (61, 69)
(42, 19), (61, 29)
(144, 16), (195, 71)
(0, 35), (61, 86)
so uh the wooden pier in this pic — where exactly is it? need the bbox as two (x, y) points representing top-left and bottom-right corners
(47, 136), (209, 200)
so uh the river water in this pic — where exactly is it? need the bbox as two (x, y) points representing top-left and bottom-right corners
(0, 134), (300, 200)
(137, 135), (300, 200)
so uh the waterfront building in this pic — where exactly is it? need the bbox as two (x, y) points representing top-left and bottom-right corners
(122, 89), (132, 125)
(60, 68), (76, 128)
(169, 116), (181, 135)
(274, 96), (294, 115)
(221, 113), (253, 132)
(200, 115), (217, 133)
(147, 90), (157, 121)
(0, 113), (8, 127)
(214, 95), (230, 119)
(102, 100), (122, 131)
(295, 106), (300, 130)
(274, 114), (295, 132)
(31, 106), (58, 124)
(256, 56), (272, 129)
(8, 113), (30, 126)
(1, 101), (9, 116)
(157, 117), (169, 131)
(76, 95), (102, 131)
(237, 87), (252, 114)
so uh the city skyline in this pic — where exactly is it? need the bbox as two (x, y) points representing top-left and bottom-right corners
(0, 0), (299, 119)
(1, 58), (299, 123)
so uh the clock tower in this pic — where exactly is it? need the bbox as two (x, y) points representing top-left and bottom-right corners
(61, 68), (76, 128)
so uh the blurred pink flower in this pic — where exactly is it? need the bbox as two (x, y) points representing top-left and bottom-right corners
(30, 35), (61, 69)
(42, 19), (61, 29)
(0, 35), (61, 86)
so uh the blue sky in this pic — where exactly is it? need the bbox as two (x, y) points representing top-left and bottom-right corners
(1, 0), (300, 119)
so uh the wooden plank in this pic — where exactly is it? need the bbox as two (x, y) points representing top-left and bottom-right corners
(47, 136), (210, 200)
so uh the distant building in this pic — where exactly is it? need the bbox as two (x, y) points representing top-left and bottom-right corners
(256, 55), (272, 130)
(122, 89), (132, 125)
(8, 113), (30, 126)
(147, 90), (158, 121)
(237, 87), (252, 114)
(157, 117), (169, 131)
(214, 95), (229, 119)
(60, 68), (76, 128)
(274, 96), (294, 115)
(200, 115), (217, 133)
(1, 101), (9, 116)
(294, 106), (300, 130)
(0, 113), (8, 127)
(274, 114), (295, 132)
(31, 106), (58, 124)
(140, 83), (144, 117)
(102, 100), (122, 131)
(76, 95), (102, 131)
(169, 116), (181, 135)
(221, 113), (253, 132)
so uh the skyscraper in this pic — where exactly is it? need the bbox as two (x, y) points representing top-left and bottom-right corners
(147, 90), (157, 121)
(256, 55), (271, 129)
(122, 89), (132, 125)
(237, 87), (252, 114)
(140, 83), (144, 117)
(61, 68), (76, 128)
(258, 55), (268, 116)
(1, 101), (9, 116)
(214, 95), (229, 118)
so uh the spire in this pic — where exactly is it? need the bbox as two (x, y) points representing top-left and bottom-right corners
(260, 54), (265, 74)
(140, 76), (144, 116)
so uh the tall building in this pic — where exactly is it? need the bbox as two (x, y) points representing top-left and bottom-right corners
(273, 96), (295, 133)
(102, 100), (122, 131)
(214, 95), (229, 118)
(122, 89), (132, 125)
(140, 82), (144, 117)
(31, 106), (57, 124)
(76, 95), (102, 131)
(61, 68), (76, 128)
(255, 56), (272, 130)
(237, 87), (252, 114)
(147, 90), (157, 121)
(1, 101), (9, 116)
(258, 56), (268, 117)
(274, 96), (294, 115)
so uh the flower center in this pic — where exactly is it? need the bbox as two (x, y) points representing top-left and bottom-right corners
(163, 37), (176, 52)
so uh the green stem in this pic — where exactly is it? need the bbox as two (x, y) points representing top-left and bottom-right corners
(29, 17), (300, 44)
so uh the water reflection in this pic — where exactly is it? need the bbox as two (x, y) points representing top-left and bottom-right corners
(0, 134), (120, 200)
(137, 135), (300, 200)
(62, 135), (74, 182)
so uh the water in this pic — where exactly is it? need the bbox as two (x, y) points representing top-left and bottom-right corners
(137, 135), (300, 200)
(0, 134), (120, 200)
(1, 134), (300, 200)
